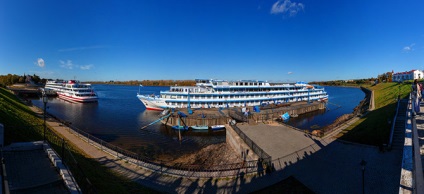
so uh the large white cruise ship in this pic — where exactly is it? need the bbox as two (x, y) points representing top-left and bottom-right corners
(137, 79), (328, 111)
(44, 80), (98, 103)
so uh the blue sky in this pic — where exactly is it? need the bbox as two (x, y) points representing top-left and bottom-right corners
(1, 0), (423, 82)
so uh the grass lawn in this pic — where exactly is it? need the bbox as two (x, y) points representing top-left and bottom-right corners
(336, 81), (412, 146)
(0, 88), (159, 194)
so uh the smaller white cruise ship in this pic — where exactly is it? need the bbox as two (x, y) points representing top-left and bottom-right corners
(44, 80), (98, 103)
(137, 79), (328, 111)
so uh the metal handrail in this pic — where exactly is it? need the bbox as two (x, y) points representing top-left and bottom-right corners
(228, 123), (272, 163)
(57, 119), (264, 177)
(388, 98), (401, 149)
(410, 93), (424, 194)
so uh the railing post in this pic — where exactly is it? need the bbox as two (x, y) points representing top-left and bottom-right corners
(116, 146), (119, 158)
(61, 138), (65, 161)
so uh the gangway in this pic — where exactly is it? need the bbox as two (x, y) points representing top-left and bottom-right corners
(325, 102), (341, 111)
(140, 113), (171, 129)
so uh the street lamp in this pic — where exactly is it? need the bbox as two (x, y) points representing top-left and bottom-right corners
(42, 92), (48, 142)
(360, 159), (367, 194)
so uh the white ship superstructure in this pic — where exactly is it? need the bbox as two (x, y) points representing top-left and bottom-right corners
(44, 80), (98, 103)
(137, 79), (328, 111)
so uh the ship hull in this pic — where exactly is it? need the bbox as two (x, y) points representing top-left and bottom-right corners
(137, 95), (167, 111)
(57, 92), (98, 103)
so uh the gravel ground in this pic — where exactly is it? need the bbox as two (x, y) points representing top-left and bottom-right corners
(170, 142), (243, 167)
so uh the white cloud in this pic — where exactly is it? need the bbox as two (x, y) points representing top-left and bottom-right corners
(37, 58), (45, 68)
(59, 60), (94, 70)
(80, 64), (94, 70)
(288, 71), (293, 74)
(271, 0), (304, 17)
(60, 60), (74, 69)
(403, 43), (415, 52)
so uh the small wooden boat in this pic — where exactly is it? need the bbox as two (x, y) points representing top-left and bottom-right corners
(211, 125), (225, 131)
(191, 125), (209, 130)
(172, 125), (189, 131)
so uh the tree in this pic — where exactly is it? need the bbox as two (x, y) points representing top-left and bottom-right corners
(32, 74), (41, 83)
(18, 76), (25, 83)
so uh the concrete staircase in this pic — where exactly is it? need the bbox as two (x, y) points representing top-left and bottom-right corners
(390, 99), (408, 150)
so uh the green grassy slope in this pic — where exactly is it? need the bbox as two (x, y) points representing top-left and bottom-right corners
(337, 82), (411, 145)
(0, 88), (159, 194)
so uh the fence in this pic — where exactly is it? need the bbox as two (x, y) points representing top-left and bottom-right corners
(48, 113), (266, 178)
(163, 114), (229, 127)
(388, 99), (401, 148)
(228, 123), (272, 164)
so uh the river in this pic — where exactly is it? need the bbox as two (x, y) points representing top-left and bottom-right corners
(31, 85), (364, 160)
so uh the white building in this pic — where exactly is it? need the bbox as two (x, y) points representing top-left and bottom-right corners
(392, 70), (424, 82)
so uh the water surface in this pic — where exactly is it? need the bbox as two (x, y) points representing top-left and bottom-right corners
(31, 85), (363, 160)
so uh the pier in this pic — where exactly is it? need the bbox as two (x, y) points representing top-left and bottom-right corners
(160, 101), (325, 127)
(7, 85), (41, 98)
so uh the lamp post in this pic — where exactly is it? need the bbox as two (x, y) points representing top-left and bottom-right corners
(360, 159), (367, 194)
(42, 92), (48, 142)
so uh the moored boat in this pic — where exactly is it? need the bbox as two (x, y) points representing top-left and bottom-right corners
(211, 125), (225, 131)
(45, 79), (98, 103)
(190, 125), (209, 130)
(172, 125), (189, 131)
(137, 79), (328, 111)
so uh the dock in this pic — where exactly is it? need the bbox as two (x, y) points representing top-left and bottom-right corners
(161, 101), (325, 127)
(7, 85), (41, 97)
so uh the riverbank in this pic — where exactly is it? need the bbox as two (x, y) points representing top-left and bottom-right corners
(2, 83), (406, 193)
(336, 82), (412, 145)
(0, 88), (157, 193)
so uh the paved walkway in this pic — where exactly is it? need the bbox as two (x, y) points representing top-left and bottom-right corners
(2, 142), (69, 193)
(238, 122), (402, 194)
(411, 101), (424, 193)
(237, 123), (318, 159)
(29, 104), (403, 193)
